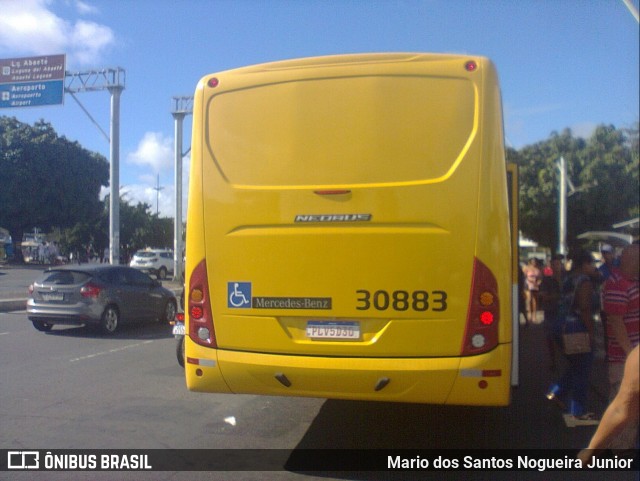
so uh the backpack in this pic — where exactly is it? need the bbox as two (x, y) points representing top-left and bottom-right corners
(556, 274), (591, 355)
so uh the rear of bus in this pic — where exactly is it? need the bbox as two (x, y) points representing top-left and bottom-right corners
(185, 53), (513, 405)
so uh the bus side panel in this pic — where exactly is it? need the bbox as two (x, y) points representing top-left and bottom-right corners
(475, 64), (512, 347)
(470, 63), (512, 401)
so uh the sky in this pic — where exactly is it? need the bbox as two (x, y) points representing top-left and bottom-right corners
(1, 0), (638, 220)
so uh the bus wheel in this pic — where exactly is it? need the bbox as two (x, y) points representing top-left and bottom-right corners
(176, 337), (185, 367)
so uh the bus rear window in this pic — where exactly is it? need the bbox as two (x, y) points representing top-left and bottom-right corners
(206, 75), (476, 187)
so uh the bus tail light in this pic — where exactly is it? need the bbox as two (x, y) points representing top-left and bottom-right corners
(461, 257), (499, 356)
(189, 259), (217, 348)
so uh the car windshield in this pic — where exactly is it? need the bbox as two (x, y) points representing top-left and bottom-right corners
(136, 252), (159, 258)
(40, 270), (91, 285)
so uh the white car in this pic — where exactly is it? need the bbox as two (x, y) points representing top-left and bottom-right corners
(130, 249), (174, 280)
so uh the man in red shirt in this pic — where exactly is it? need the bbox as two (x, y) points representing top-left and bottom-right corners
(602, 243), (639, 451)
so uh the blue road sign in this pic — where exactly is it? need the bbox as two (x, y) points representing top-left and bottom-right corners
(0, 54), (65, 109)
(0, 80), (64, 109)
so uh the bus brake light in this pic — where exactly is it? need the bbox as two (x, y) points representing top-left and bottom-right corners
(188, 259), (217, 348)
(461, 258), (499, 355)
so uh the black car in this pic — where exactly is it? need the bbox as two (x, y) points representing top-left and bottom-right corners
(27, 265), (177, 334)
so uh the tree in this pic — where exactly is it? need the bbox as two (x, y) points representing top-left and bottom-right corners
(77, 196), (174, 263)
(514, 125), (639, 252)
(0, 117), (109, 261)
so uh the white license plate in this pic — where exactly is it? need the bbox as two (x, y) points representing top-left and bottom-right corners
(306, 321), (360, 340)
(172, 324), (185, 335)
(42, 292), (64, 301)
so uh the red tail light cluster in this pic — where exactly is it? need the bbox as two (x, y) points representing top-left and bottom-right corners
(188, 259), (217, 348)
(461, 257), (499, 355)
(80, 282), (101, 298)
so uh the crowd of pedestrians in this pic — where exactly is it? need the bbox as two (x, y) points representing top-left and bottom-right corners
(529, 243), (639, 460)
(32, 241), (61, 264)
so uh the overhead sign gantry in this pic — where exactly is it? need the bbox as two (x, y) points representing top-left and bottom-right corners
(1, 53), (125, 265)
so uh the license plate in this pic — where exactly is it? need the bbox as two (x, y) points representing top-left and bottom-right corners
(42, 292), (64, 301)
(172, 323), (185, 335)
(306, 321), (360, 340)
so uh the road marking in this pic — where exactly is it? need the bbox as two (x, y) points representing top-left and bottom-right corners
(0, 332), (9, 336)
(69, 340), (154, 362)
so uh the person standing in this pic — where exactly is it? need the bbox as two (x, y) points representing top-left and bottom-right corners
(578, 345), (638, 465)
(598, 244), (616, 281)
(523, 258), (542, 324)
(597, 244), (616, 361)
(546, 250), (599, 423)
(540, 254), (566, 371)
(602, 243), (639, 451)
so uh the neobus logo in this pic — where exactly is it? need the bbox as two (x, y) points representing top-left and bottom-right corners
(295, 214), (372, 223)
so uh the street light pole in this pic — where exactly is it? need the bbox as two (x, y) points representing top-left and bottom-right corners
(558, 156), (567, 258)
(65, 67), (125, 265)
(171, 95), (193, 284)
(173, 111), (185, 283)
(108, 84), (123, 265)
(557, 156), (597, 258)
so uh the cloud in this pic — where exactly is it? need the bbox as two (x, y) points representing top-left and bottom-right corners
(70, 20), (114, 65)
(74, 0), (99, 15)
(127, 132), (174, 173)
(103, 131), (186, 218)
(0, 0), (114, 66)
(569, 122), (597, 140)
(100, 159), (189, 219)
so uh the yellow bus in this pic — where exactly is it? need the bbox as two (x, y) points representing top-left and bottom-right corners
(185, 53), (517, 405)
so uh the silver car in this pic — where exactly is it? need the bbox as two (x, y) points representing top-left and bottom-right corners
(27, 265), (177, 334)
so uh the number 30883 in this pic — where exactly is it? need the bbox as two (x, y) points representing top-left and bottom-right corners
(355, 289), (448, 312)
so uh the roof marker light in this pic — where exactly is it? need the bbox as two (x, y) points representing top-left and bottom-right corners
(208, 77), (219, 88)
(465, 61), (478, 72)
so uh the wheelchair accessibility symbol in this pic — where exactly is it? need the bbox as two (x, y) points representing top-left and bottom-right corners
(228, 282), (252, 308)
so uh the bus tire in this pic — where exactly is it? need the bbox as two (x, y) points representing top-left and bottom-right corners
(176, 337), (185, 367)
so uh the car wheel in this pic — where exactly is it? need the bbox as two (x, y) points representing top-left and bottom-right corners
(162, 300), (177, 323)
(176, 337), (185, 367)
(32, 320), (53, 332)
(101, 306), (120, 334)
(158, 267), (167, 280)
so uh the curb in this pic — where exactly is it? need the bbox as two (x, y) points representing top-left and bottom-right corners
(0, 299), (27, 313)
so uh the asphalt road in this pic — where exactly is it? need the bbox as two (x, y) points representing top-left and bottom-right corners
(0, 267), (636, 481)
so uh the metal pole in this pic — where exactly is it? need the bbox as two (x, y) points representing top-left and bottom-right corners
(173, 112), (186, 282)
(109, 85), (123, 264)
(558, 156), (567, 257)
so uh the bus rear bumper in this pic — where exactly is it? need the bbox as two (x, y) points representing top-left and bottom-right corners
(185, 341), (511, 406)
